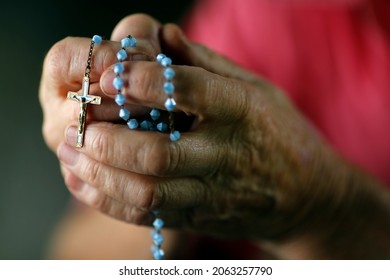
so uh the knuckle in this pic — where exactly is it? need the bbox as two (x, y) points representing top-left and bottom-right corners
(83, 157), (102, 187)
(129, 63), (159, 102)
(88, 190), (106, 209)
(131, 180), (166, 212)
(44, 37), (73, 79)
(142, 139), (179, 176)
(124, 207), (148, 226)
(151, 181), (167, 210)
(168, 142), (183, 174)
(134, 181), (156, 211)
(148, 146), (169, 176)
(89, 127), (112, 164)
(99, 45), (117, 74)
(204, 75), (225, 111)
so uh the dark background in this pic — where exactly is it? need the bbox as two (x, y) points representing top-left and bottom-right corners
(0, 0), (193, 259)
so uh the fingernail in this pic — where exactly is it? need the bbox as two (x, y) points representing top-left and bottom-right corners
(58, 142), (79, 166)
(66, 126), (78, 146)
(100, 71), (117, 95)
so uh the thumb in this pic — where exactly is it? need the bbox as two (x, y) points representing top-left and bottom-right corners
(110, 13), (162, 58)
(161, 23), (261, 85)
(99, 14), (165, 96)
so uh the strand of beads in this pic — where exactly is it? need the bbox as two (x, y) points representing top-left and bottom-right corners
(156, 53), (181, 142)
(148, 53), (181, 260)
(139, 108), (163, 131)
(151, 211), (165, 260)
(113, 35), (138, 128)
(149, 54), (183, 260)
(113, 39), (181, 259)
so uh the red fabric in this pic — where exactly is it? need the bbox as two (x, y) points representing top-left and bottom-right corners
(183, 0), (390, 186)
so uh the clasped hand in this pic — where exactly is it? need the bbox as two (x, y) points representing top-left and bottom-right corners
(39, 14), (352, 252)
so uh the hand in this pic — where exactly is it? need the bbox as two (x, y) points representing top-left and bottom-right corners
(40, 14), (192, 260)
(39, 14), (162, 153)
(55, 19), (339, 236)
(51, 15), (390, 258)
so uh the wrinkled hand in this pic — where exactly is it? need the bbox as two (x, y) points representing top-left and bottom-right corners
(39, 14), (162, 152)
(50, 14), (349, 244)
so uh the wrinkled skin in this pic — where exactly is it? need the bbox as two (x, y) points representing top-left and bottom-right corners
(40, 14), (390, 259)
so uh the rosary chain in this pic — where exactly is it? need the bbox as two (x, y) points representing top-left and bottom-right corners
(84, 40), (96, 79)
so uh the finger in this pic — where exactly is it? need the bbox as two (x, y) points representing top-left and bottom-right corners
(62, 164), (274, 234)
(63, 170), (197, 230)
(100, 60), (250, 122)
(39, 36), (149, 114)
(65, 121), (220, 177)
(58, 142), (208, 211)
(63, 168), (151, 226)
(40, 36), (154, 95)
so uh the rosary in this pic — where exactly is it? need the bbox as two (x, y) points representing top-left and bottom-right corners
(67, 35), (180, 260)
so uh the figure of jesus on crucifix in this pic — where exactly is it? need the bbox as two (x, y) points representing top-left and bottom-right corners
(67, 77), (101, 148)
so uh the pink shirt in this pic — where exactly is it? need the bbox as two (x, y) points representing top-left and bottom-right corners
(183, 0), (390, 186)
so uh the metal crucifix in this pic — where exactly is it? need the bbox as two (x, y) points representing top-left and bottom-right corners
(67, 76), (101, 148)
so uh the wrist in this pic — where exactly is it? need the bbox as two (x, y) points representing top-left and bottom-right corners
(259, 146), (390, 259)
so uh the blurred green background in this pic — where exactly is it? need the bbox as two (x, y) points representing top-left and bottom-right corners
(0, 0), (192, 259)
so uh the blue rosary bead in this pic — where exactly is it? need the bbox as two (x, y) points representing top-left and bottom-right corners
(151, 245), (165, 260)
(114, 62), (124, 74)
(127, 119), (138, 129)
(153, 218), (164, 230)
(161, 57), (172, 67)
(170, 131), (181, 142)
(163, 82), (175, 95)
(156, 53), (166, 62)
(121, 36), (137, 48)
(92, 35), (102, 45)
(149, 108), (160, 121)
(119, 108), (130, 121)
(140, 120), (153, 130)
(113, 77), (124, 90)
(157, 122), (168, 132)
(164, 67), (175, 80)
(115, 94), (125, 106)
(116, 49), (127, 61)
(164, 98), (176, 111)
(152, 232), (164, 245)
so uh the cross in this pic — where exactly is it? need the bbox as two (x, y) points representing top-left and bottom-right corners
(67, 77), (101, 148)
